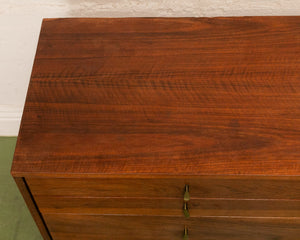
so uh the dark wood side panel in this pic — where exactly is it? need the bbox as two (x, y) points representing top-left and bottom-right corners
(27, 176), (300, 200)
(36, 196), (300, 217)
(14, 177), (52, 240)
(44, 214), (300, 240)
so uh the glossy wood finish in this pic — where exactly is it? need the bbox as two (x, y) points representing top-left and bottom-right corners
(11, 17), (300, 177)
(44, 214), (300, 240)
(27, 177), (300, 199)
(11, 17), (300, 240)
(36, 196), (300, 217)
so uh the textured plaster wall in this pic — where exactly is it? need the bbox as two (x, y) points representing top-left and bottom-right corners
(0, 0), (300, 135)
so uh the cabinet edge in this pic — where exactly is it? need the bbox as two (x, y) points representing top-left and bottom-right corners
(14, 177), (52, 240)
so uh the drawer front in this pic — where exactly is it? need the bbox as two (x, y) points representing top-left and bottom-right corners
(36, 196), (300, 217)
(44, 214), (300, 240)
(26, 176), (300, 199)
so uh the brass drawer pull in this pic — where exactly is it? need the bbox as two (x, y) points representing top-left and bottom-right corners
(183, 226), (189, 240)
(183, 202), (190, 218)
(184, 185), (190, 202)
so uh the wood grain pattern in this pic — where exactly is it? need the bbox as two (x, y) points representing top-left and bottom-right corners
(26, 177), (300, 200)
(36, 196), (300, 217)
(11, 17), (300, 177)
(44, 214), (300, 240)
(10, 17), (300, 240)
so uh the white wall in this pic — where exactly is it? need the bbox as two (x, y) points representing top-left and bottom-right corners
(0, 0), (299, 136)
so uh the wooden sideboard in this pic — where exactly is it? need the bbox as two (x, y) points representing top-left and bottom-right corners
(11, 17), (300, 240)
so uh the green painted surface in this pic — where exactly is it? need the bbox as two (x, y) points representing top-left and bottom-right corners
(0, 137), (42, 240)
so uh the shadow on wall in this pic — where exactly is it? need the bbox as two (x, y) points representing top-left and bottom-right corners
(64, 0), (298, 18)
(65, 0), (206, 17)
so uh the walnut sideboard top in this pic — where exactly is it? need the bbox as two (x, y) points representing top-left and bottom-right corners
(11, 17), (300, 177)
(10, 17), (300, 240)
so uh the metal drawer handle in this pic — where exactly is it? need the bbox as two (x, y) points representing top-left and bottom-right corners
(183, 202), (190, 218)
(183, 226), (189, 240)
(184, 185), (190, 202)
